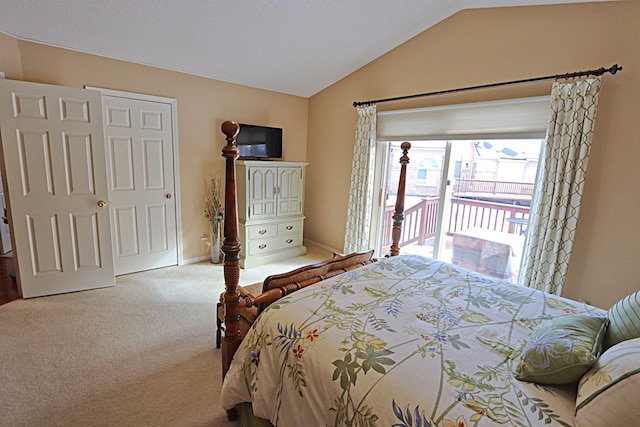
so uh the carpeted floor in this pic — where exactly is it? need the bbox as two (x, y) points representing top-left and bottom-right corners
(0, 246), (331, 427)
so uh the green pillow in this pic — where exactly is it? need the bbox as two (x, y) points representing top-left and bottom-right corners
(514, 314), (608, 385)
(604, 290), (640, 350)
(576, 337), (640, 425)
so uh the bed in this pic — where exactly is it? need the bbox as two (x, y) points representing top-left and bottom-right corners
(217, 121), (639, 426)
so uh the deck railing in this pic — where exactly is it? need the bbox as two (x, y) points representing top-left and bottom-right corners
(382, 197), (530, 252)
(454, 179), (534, 196)
(382, 197), (439, 249)
(447, 198), (530, 234)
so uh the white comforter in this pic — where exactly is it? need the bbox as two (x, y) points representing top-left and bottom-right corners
(221, 255), (604, 427)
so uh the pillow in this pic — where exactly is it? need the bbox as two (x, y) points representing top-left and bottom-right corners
(514, 314), (608, 385)
(575, 337), (640, 427)
(604, 290), (640, 350)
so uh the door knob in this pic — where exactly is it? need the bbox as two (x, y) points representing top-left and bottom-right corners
(166, 194), (173, 199)
(97, 200), (106, 208)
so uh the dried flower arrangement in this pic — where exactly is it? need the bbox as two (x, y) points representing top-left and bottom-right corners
(204, 175), (224, 263)
(204, 176), (224, 226)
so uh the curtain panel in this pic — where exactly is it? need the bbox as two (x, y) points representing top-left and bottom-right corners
(344, 105), (377, 253)
(520, 77), (603, 295)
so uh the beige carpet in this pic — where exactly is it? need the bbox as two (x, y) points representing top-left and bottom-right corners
(0, 246), (331, 427)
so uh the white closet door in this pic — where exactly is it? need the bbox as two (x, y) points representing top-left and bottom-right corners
(102, 94), (177, 275)
(0, 79), (115, 298)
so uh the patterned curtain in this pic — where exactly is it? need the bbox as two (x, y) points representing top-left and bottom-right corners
(520, 77), (603, 295)
(343, 105), (377, 253)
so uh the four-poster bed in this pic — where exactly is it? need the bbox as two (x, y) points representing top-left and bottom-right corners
(218, 121), (628, 427)
(218, 122), (411, 383)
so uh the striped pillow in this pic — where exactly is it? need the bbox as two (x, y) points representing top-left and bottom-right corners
(604, 291), (640, 350)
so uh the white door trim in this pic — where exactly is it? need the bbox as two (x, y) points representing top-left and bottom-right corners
(85, 86), (183, 267)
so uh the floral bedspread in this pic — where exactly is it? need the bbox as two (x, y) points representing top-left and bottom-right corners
(221, 255), (604, 427)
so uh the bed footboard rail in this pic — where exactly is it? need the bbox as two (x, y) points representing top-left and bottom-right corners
(243, 250), (376, 312)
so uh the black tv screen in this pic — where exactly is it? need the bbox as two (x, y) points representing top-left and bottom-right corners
(236, 124), (283, 159)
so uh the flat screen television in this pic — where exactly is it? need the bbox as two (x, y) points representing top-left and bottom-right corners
(236, 124), (283, 159)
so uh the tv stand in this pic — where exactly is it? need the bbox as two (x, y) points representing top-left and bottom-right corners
(236, 161), (308, 268)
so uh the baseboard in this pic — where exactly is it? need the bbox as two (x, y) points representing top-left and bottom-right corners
(182, 255), (210, 265)
(303, 239), (340, 255)
(240, 246), (307, 269)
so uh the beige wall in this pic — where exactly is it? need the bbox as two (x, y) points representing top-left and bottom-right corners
(0, 35), (309, 262)
(306, 1), (640, 309)
(0, 32), (24, 79)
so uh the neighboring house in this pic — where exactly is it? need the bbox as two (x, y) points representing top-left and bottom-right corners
(0, 1), (638, 308)
(387, 140), (540, 200)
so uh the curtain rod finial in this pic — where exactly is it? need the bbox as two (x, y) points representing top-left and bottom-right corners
(609, 64), (622, 74)
(353, 100), (375, 108)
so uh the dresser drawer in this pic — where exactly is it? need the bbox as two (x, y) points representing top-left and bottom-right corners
(277, 220), (303, 236)
(247, 224), (278, 240)
(247, 233), (303, 256)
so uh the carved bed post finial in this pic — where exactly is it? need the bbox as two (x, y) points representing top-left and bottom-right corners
(389, 142), (411, 257)
(220, 121), (242, 404)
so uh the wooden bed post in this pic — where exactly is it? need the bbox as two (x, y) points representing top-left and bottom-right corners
(389, 142), (411, 257)
(220, 122), (242, 399)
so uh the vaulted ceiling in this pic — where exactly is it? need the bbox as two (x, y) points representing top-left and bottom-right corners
(0, 1), (610, 97)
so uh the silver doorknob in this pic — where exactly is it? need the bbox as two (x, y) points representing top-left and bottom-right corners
(97, 200), (106, 208)
(165, 194), (173, 199)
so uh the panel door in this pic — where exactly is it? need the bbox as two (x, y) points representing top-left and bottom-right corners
(0, 79), (115, 298)
(249, 166), (277, 219)
(277, 167), (303, 216)
(102, 95), (177, 276)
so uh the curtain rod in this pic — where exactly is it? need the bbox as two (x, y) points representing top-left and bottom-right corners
(352, 64), (622, 107)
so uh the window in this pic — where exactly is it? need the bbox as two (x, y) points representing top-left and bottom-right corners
(372, 96), (551, 284)
(417, 169), (427, 183)
(416, 157), (439, 186)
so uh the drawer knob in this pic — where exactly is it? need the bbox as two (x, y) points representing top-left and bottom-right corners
(258, 244), (267, 250)
(259, 229), (267, 235)
(286, 239), (293, 244)
(285, 225), (293, 230)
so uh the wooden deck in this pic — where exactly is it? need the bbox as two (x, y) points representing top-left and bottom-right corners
(382, 179), (532, 283)
(382, 197), (530, 251)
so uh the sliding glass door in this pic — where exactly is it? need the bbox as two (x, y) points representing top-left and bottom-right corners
(374, 138), (542, 284)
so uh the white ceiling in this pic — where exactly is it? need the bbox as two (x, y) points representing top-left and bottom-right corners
(0, 0), (608, 97)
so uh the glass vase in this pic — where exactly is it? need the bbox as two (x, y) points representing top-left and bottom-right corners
(209, 222), (223, 264)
